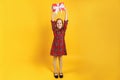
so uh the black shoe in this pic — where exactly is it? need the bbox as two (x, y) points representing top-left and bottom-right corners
(59, 73), (63, 78)
(54, 73), (58, 78)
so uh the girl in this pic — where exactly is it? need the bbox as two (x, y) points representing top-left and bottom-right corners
(50, 8), (68, 78)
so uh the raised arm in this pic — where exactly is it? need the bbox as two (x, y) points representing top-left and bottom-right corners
(51, 12), (57, 31)
(63, 8), (68, 30)
(64, 8), (68, 21)
(51, 12), (57, 21)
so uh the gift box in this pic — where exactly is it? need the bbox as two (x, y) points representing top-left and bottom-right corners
(52, 2), (65, 13)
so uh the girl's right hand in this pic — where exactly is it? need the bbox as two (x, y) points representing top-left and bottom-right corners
(51, 12), (57, 21)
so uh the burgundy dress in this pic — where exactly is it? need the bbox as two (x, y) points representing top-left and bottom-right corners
(50, 20), (68, 56)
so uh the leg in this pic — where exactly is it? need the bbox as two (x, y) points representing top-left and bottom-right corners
(53, 56), (57, 73)
(53, 56), (58, 78)
(58, 56), (63, 78)
(58, 56), (63, 73)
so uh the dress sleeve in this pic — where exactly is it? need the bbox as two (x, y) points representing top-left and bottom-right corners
(51, 20), (56, 31)
(63, 20), (68, 30)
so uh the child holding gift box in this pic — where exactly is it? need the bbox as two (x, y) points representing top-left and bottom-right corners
(50, 6), (68, 78)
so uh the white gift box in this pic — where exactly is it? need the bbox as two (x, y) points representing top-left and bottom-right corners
(52, 2), (65, 13)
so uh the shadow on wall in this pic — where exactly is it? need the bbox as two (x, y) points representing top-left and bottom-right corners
(33, 24), (52, 72)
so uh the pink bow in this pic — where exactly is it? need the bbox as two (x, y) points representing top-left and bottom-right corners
(52, 2), (65, 13)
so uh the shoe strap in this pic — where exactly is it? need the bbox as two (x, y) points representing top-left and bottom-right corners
(59, 73), (63, 75)
(54, 73), (58, 75)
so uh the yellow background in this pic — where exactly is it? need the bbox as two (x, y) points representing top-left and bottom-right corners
(0, 0), (120, 80)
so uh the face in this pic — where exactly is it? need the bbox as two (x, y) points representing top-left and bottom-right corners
(56, 20), (63, 29)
